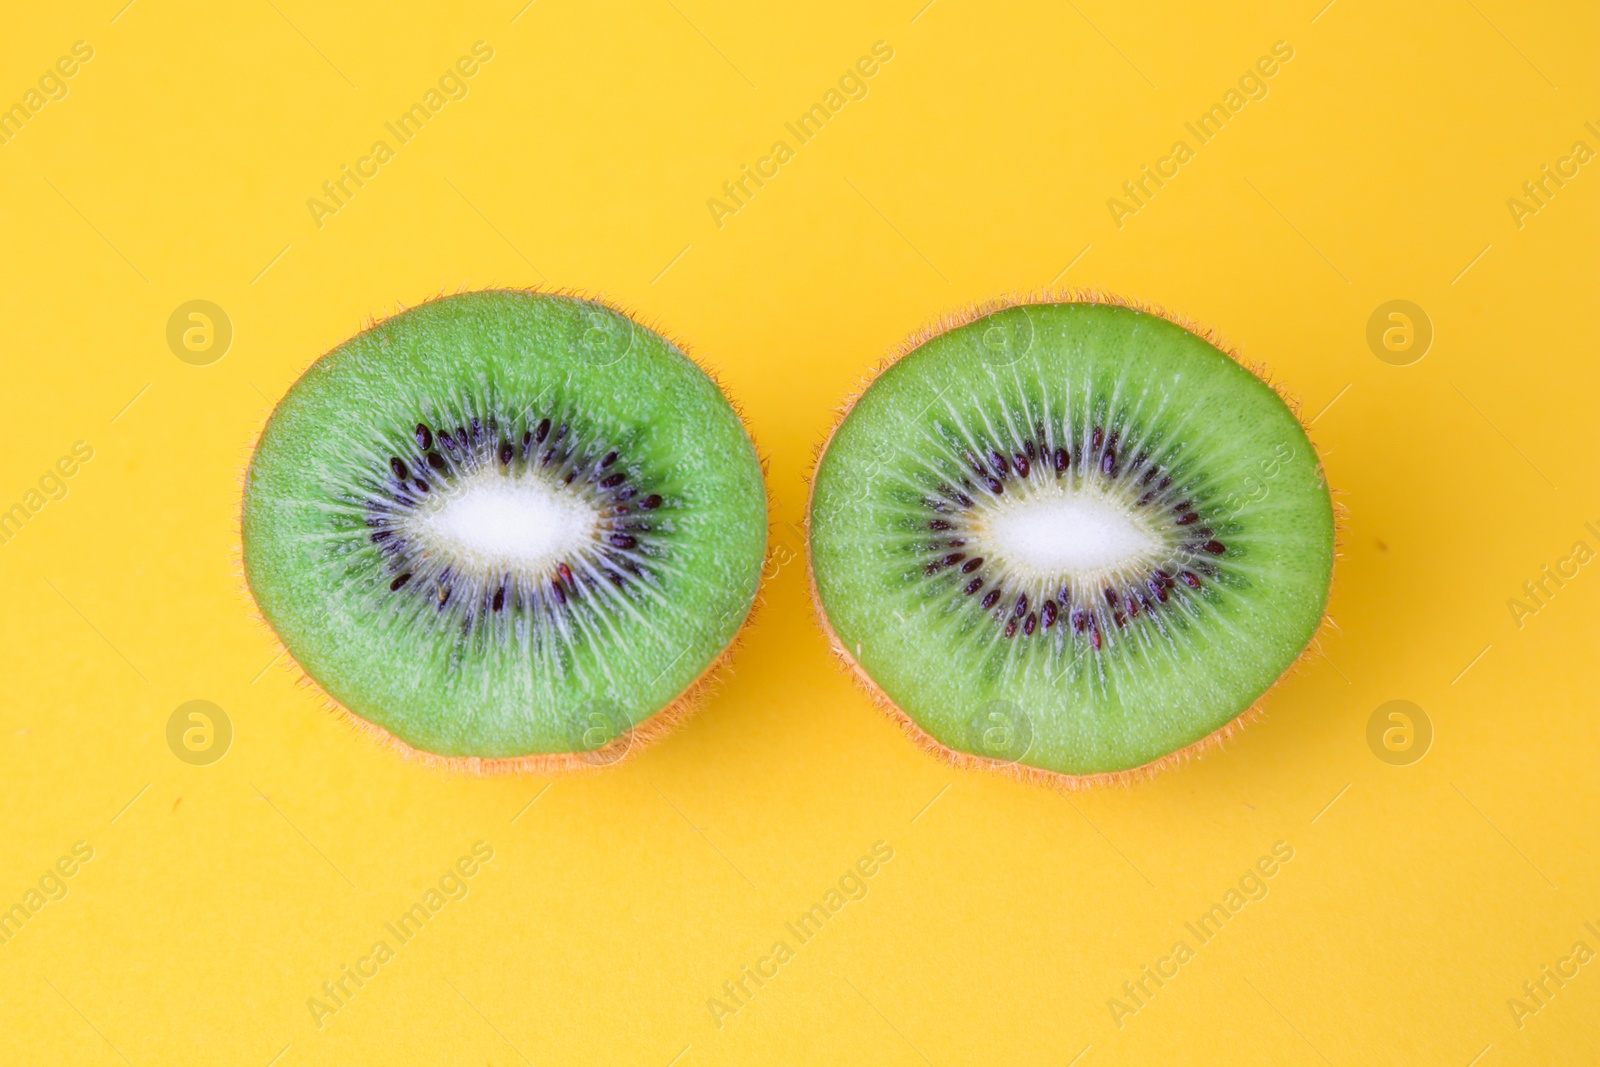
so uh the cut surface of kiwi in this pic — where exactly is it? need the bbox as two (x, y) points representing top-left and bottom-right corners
(808, 299), (1334, 783)
(242, 291), (766, 769)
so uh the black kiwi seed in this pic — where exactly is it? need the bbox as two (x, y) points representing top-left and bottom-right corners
(415, 424), (432, 449)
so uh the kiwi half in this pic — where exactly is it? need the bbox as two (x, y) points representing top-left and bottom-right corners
(242, 291), (767, 771)
(807, 296), (1334, 786)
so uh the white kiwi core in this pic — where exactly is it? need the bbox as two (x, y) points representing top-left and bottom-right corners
(411, 467), (598, 574)
(974, 481), (1166, 597)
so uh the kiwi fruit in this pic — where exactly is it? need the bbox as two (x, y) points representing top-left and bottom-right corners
(807, 296), (1334, 786)
(242, 290), (767, 771)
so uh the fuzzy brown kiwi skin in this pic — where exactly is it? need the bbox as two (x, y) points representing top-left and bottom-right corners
(803, 289), (1343, 792)
(236, 285), (773, 776)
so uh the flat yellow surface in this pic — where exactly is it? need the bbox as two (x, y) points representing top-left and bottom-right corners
(0, 2), (1596, 1064)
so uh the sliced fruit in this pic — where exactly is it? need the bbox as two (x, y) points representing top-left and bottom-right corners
(242, 291), (767, 770)
(808, 299), (1334, 783)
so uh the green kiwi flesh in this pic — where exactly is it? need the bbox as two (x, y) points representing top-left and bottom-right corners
(808, 301), (1333, 781)
(242, 291), (767, 766)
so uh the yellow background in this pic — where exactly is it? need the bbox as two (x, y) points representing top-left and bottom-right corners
(1, 1), (1596, 1063)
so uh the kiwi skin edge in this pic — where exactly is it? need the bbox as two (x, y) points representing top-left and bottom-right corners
(804, 289), (1342, 792)
(235, 287), (772, 776)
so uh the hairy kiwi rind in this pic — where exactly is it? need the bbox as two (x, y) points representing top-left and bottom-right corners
(804, 289), (1341, 791)
(238, 286), (772, 776)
